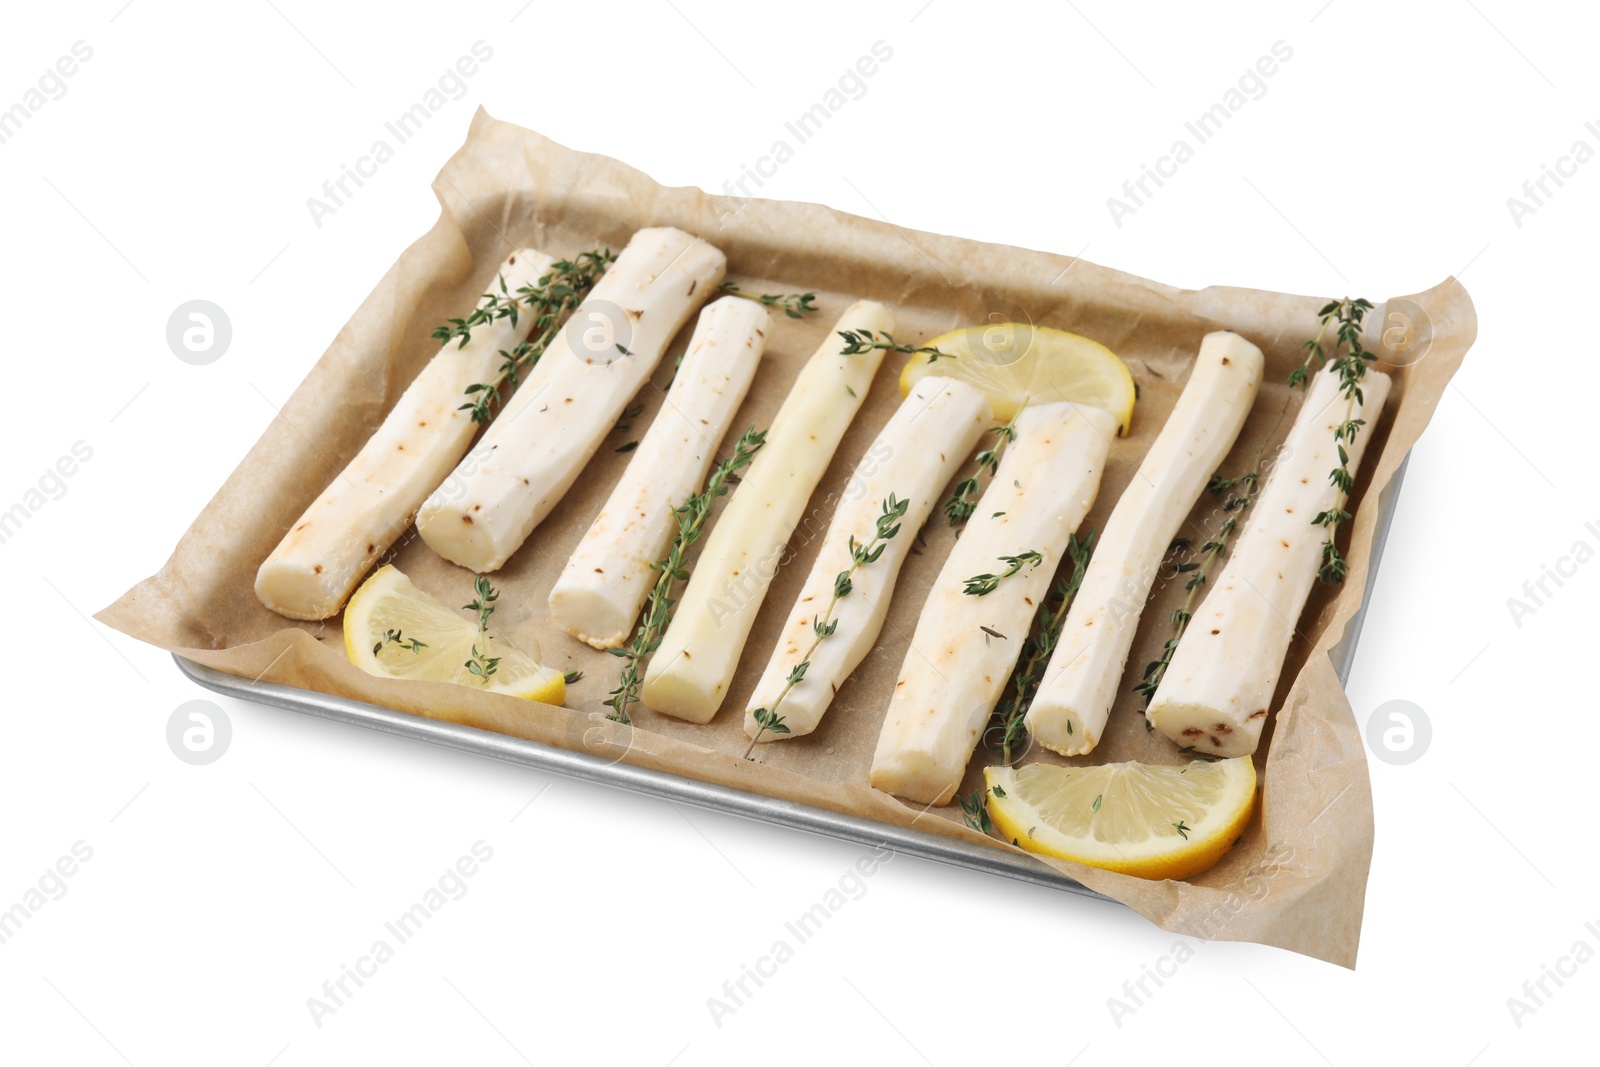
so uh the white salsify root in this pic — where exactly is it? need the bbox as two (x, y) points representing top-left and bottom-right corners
(417, 227), (726, 573)
(255, 248), (557, 621)
(869, 401), (1115, 806)
(742, 376), (993, 742)
(1027, 331), (1265, 756)
(641, 300), (895, 724)
(548, 296), (770, 649)
(1146, 360), (1391, 757)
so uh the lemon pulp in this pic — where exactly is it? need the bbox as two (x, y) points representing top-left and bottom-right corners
(985, 757), (1255, 881)
(343, 565), (565, 704)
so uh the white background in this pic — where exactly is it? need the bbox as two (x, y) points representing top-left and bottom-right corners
(0, 1), (1590, 1063)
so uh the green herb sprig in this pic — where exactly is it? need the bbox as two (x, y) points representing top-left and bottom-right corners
(432, 276), (523, 350)
(963, 550), (1043, 597)
(957, 789), (994, 834)
(463, 576), (501, 685)
(1291, 298), (1377, 584)
(603, 426), (768, 724)
(452, 249), (616, 425)
(749, 707), (790, 745)
(744, 493), (911, 757)
(945, 422), (1018, 527)
(373, 629), (427, 657)
(464, 575), (497, 631)
(985, 532), (1096, 764)
(717, 282), (818, 319)
(1288, 298), (1374, 391)
(836, 329), (950, 364)
(1133, 468), (1265, 709)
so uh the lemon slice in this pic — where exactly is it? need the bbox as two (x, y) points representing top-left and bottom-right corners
(900, 323), (1135, 433)
(343, 565), (565, 705)
(984, 757), (1254, 881)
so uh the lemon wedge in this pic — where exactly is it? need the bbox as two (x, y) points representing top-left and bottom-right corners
(900, 323), (1135, 433)
(343, 565), (566, 705)
(984, 757), (1254, 881)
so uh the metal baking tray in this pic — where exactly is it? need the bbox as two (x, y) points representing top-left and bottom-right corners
(176, 459), (1407, 900)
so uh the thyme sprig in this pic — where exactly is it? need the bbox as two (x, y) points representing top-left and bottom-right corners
(1290, 298), (1377, 584)
(837, 329), (951, 364)
(463, 576), (501, 685)
(963, 550), (1043, 596)
(373, 629), (426, 657)
(1288, 298), (1373, 390)
(1133, 467), (1265, 708)
(603, 426), (768, 724)
(432, 277), (523, 350)
(464, 575), (497, 631)
(945, 422), (1018, 527)
(745, 493), (911, 757)
(749, 707), (790, 745)
(957, 789), (994, 834)
(717, 282), (818, 319)
(985, 532), (1096, 764)
(452, 249), (616, 424)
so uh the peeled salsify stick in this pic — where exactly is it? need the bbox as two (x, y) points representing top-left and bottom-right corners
(742, 376), (992, 742)
(417, 227), (726, 573)
(1027, 331), (1265, 756)
(255, 248), (556, 621)
(869, 402), (1116, 806)
(1147, 361), (1392, 757)
(548, 296), (771, 649)
(641, 300), (895, 723)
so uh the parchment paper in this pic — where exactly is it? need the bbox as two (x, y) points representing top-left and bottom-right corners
(100, 109), (1476, 967)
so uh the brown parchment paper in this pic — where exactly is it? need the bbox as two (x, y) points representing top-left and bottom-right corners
(100, 109), (1476, 967)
